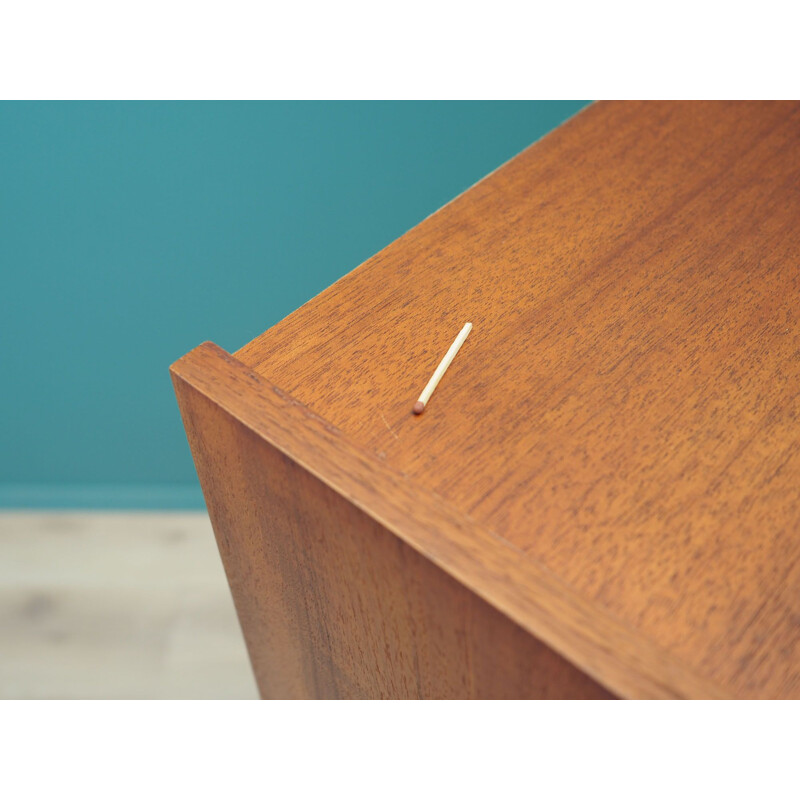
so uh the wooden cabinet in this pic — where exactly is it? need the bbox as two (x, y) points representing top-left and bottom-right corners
(172, 101), (800, 698)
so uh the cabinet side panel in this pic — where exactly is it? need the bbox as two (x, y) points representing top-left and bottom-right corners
(173, 375), (614, 699)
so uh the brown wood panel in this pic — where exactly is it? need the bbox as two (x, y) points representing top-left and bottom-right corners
(172, 343), (729, 698)
(172, 350), (613, 698)
(231, 101), (800, 698)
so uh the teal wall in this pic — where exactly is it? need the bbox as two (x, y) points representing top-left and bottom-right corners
(0, 101), (588, 508)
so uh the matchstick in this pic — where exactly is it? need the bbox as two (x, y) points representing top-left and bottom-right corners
(413, 322), (473, 415)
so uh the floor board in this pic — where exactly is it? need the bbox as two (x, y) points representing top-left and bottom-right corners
(0, 512), (257, 699)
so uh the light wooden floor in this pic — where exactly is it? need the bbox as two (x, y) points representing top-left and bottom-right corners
(0, 512), (258, 699)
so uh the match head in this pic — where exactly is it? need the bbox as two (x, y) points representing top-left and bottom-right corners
(413, 400), (425, 415)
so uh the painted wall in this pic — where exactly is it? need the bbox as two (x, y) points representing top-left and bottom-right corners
(0, 101), (588, 508)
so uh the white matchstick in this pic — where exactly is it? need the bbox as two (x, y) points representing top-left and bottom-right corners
(413, 322), (473, 415)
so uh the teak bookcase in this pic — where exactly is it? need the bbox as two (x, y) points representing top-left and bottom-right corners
(172, 101), (800, 699)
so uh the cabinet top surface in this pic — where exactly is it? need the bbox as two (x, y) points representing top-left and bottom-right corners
(236, 101), (800, 698)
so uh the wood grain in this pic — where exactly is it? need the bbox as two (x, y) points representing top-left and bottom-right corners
(173, 354), (613, 698)
(172, 343), (730, 698)
(228, 101), (800, 698)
